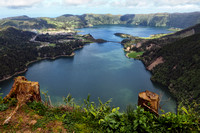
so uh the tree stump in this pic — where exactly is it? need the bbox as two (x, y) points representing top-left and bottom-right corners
(4, 76), (41, 102)
(138, 90), (159, 115)
(3, 76), (41, 125)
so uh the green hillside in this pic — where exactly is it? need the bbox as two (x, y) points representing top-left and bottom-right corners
(0, 16), (56, 29)
(145, 33), (200, 104)
(117, 23), (200, 108)
(0, 27), (98, 81)
(0, 12), (200, 30)
(124, 24), (200, 106)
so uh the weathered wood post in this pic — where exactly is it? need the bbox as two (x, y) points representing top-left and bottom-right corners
(138, 90), (159, 115)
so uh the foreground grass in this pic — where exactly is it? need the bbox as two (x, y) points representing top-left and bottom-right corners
(0, 94), (200, 132)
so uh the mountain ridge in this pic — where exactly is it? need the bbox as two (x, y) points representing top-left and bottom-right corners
(1, 12), (200, 30)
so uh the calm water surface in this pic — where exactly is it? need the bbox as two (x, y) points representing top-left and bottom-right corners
(0, 25), (176, 112)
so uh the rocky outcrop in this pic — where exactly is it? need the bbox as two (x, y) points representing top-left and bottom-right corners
(3, 76), (41, 125)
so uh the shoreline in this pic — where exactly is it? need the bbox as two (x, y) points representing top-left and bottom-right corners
(0, 32), (97, 83)
(0, 53), (75, 82)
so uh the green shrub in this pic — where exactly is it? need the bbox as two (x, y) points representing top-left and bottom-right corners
(99, 107), (126, 133)
(83, 95), (112, 124)
(27, 101), (48, 116)
(0, 103), (9, 111)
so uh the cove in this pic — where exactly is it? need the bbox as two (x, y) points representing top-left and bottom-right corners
(0, 25), (176, 112)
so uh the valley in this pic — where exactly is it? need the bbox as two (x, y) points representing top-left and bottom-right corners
(0, 12), (200, 132)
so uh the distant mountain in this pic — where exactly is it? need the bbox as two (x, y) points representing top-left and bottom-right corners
(3, 15), (32, 21)
(57, 12), (200, 28)
(0, 16), (56, 29)
(120, 12), (200, 28)
(0, 12), (200, 30)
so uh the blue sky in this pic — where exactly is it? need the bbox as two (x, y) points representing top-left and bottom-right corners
(0, 0), (200, 18)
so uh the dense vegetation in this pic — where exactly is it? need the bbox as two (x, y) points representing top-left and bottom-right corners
(0, 27), (98, 81)
(143, 33), (200, 104)
(0, 93), (199, 132)
(119, 23), (200, 106)
(1, 12), (200, 31)
(0, 27), (38, 80)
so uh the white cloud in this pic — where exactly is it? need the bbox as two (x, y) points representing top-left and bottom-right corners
(0, 0), (42, 8)
(111, 0), (200, 8)
(0, 0), (199, 17)
(63, 0), (93, 6)
(62, 0), (108, 7)
(157, 0), (200, 6)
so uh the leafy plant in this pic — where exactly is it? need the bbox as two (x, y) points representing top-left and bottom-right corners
(99, 107), (126, 132)
(0, 90), (9, 111)
(64, 93), (74, 107)
(0, 103), (8, 111)
(83, 95), (112, 122)
(28, 101), (48, 116)
(41, 91), (49, 106)
(127, 106), (157, 132)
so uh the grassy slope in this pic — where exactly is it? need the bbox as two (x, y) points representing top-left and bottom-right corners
(127, 51), (144, 59)
(0, 96), (199, 132)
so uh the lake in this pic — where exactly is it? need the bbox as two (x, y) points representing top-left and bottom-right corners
(0, 25), (176, 112)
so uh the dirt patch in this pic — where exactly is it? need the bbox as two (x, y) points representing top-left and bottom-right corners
(0, 106), (41, 132)
(0, 105), (66, 132)
(147, 57), (164, 70)
(146, 44), (155, 50)
(136, 42), (142, 48)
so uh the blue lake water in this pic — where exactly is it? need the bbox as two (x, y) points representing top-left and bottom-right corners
(0, 25), (176, 112)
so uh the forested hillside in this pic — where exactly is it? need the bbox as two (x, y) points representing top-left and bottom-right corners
(119, 24), (200, 105)
(0, 12), (200, 30)
(143, 33), (200, 104)
(0, 27), (98, 81)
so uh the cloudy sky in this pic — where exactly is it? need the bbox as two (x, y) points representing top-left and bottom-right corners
(0, 0), (200, 18)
